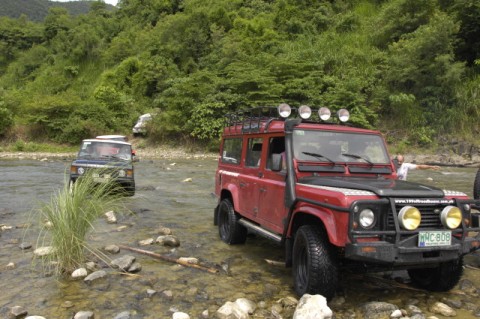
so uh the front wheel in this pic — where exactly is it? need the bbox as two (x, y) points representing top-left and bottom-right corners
(217, 199), (247, 244)
(292, 225), (338, 299)
(408, 258), (463, 291)
(474, 168), (480, 199)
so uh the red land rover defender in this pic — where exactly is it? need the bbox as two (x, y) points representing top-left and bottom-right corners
(213, 104), (480, 299)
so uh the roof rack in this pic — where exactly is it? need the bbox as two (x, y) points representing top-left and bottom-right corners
(225, 107), (284, 134)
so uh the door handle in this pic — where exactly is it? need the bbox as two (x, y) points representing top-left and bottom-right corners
(239, 182), (246, 188)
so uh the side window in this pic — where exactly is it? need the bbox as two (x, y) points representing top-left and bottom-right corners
(246, 138), (263, 167)
(221, 138), (242, 165)
(267, 137), (285, 170)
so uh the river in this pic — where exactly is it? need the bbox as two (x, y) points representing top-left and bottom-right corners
(1, 157), (480, 318)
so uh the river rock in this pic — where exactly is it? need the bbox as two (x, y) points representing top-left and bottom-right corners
(105, 211), (117, 223)
(104, 244), (120, 254)
(19, 242), (32, 250)
(216, 301), (249, 319)
(162, 290), (174, 300)
(156, 226), (172, 235)
(428, 302), (456, 317)
(10, 305), (28, 318)
(182, 178), (192, 182)
(178, 257), (198, 264)
(139, 238), (154, 246)
(293, 294), (332, 319)
(113, 311), (131, 319)
(172, 312), (190, 319)
(235, 298), (256, 315)
(33, 246), (55, 257)
(128, 261), (142, 273)
(25, 316), (46, 319)
(278, 296), (298, 309)
(84, 270), (107, 282)
(156, 235), (180, 247)
(361, 301), (398, 319)
(6, 262), (16, 269)
(146, 289), (157, 297)
(111, 255), (136, 271)
(74, 311), (94, 319)
(72, 268), (88, 279)
(441, 297), (462, 309)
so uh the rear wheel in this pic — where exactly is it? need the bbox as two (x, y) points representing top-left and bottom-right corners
(218, 199), (247, 244)
(292, 225), (338, 299)
(474, 168), (480, 199)
(408, 258), (463, 291)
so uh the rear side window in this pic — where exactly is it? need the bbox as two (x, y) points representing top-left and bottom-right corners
(245, 138), (262, 167)
(221, 138), (242, 165)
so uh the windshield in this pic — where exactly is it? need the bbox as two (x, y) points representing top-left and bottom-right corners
(293, 129), (390, 164)
(77, 141), (132, 161)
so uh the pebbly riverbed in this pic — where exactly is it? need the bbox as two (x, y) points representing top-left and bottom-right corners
(1, 148), (480, 318)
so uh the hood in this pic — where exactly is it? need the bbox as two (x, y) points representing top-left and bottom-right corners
(298, 176), (445, 198)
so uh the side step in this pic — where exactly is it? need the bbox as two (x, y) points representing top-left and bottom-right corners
(238, 218), (282, 243)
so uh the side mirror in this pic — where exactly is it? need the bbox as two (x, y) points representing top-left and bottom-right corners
(271, 153), (283, 172)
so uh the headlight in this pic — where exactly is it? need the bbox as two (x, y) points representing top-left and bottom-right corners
(298, 105), (312, 119)
(337, 109), (350, 122)
(441, 206), (462, 229)
(118, 170), (126, 177)
(398, 206), (421, 230)
(318, 107), (331, 121)
(278, 103), (291, 118)
(77, 167), (85, 175)
(359, 209), (375, 229)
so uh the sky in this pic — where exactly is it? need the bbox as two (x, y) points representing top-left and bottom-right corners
(51, 0), (118, 6)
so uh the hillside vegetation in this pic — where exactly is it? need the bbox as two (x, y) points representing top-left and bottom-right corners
(0, 0), (113, 22)
(0, 0), (479, 150)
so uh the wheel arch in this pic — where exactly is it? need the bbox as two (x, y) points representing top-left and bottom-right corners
(288, 207), (339, 245)
(214, 188), (238, 225)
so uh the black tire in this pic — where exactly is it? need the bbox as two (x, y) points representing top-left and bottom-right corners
(408, 257), (463, 291)
(292, 225), (338, 299)
(68, 179), (75, 194)
(218, 199), (247, 244)
(474, 168), (480, 199)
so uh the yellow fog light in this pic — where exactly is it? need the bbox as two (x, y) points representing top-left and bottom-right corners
(398, 206), (421, 230)
(441, 206), (462, 229)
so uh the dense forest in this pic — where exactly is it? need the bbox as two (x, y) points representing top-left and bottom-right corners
(0, 0), (114, 22)
(0, 0), (479, 150)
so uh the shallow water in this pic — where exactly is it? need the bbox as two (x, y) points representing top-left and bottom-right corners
(1, 158), (480, 318)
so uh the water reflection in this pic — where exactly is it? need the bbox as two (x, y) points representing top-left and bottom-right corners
(1, 158), (480, 318)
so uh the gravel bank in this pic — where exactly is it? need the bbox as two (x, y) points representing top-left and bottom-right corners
(0, 145), (217, 161)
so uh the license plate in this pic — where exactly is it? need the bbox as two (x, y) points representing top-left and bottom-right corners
(94, 174), (111, 183)
(418, 231), (451, 247)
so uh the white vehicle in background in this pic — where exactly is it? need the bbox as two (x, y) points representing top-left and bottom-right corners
(132, 113), (152, 136)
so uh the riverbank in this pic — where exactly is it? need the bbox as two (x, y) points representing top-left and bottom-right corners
(1, 147), (479, 167)
(0, 145), (218, 161)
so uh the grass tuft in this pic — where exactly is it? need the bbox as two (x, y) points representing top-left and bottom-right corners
(35, 171), (126, 276)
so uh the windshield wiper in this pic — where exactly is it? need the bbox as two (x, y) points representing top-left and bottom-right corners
(302, 152), (335, 165)
(342, 153), (374, 166)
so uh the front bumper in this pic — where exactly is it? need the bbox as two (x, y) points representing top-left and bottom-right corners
(345, 234), (480, 265)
